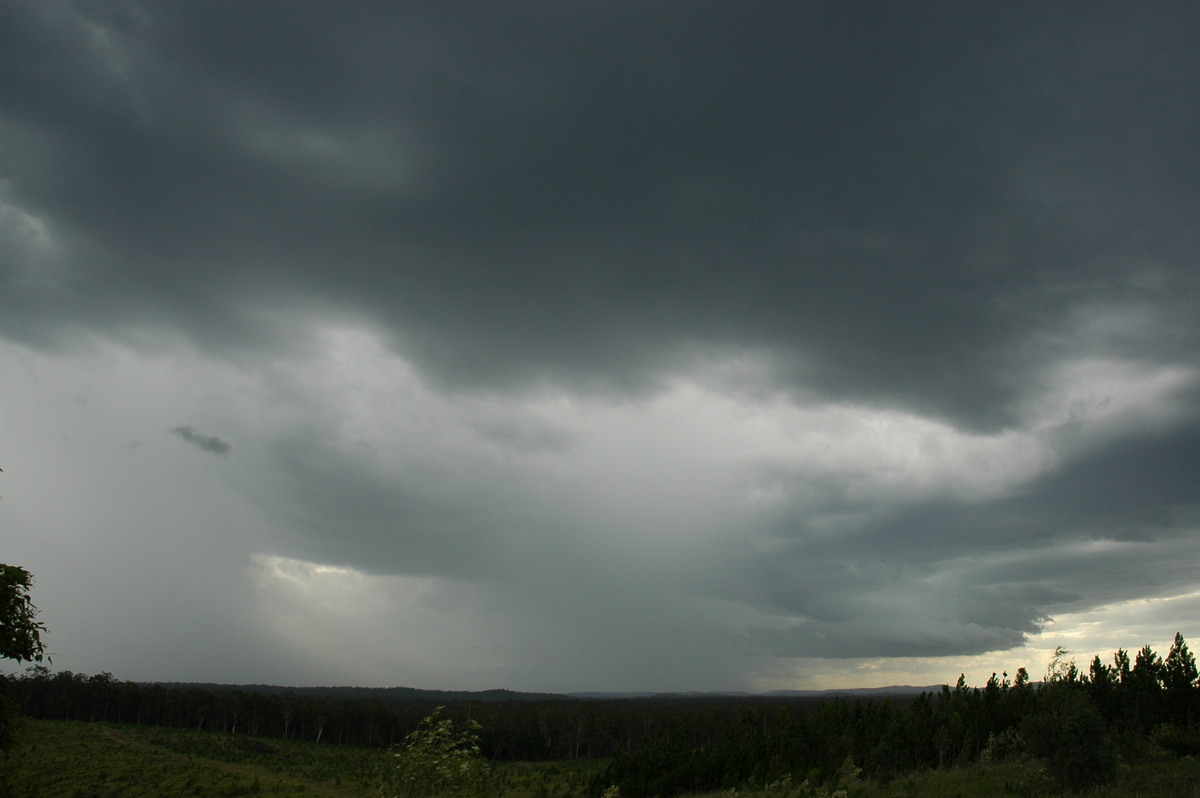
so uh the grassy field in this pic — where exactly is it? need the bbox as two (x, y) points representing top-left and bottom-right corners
(0, 719), (603, 798)
(3, 718), (1199, 797)
(680, 758), (1200, 798)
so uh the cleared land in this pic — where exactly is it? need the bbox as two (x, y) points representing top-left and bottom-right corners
(5, 718), (1200, 797)
(0, 719), (601, 797)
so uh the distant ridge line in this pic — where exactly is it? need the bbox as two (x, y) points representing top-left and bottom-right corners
(139, 682), (944, 701)
(569, 685), (941, 699)
(139, 683), (565, 701)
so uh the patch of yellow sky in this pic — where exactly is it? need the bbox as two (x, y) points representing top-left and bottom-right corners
(757, 589), (1200, 692)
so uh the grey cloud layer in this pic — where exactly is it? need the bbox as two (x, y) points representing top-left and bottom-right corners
(5, 2), (1197, 426)
(3, 1), (1200, 679)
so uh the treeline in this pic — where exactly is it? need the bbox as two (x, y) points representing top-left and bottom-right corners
(7, 668), (575, 753)
(599, 633), (1200, 796)
(5, 634), (1200, 795)
(4, 668), (828, 758)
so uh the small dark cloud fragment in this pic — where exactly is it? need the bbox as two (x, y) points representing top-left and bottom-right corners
(170, 426), (231, 457)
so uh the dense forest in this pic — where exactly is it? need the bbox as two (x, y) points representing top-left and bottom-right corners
(3, 634), (1199, 796)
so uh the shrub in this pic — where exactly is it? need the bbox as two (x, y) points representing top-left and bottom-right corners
(1022, 687), (1117, 791)
(1150, 723), (1200, 757)
(979, 727), (1025, 763)
(391, 707), (489, 797)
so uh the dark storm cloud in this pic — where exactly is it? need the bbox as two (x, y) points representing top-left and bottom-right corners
(169, 426), (231, 457)
(257, 431), (499, 578)
(4, 0), (1200, 681)
(3, 1), (1198, 429)
(756, 618), (1031, 661)
(735, 416), (1200, 659)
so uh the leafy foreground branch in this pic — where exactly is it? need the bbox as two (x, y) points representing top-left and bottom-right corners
(0, 564), (49, 666)
(1, 562), (49, 752)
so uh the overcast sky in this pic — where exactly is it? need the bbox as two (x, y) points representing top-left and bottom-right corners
(3, 1), (1200, 693)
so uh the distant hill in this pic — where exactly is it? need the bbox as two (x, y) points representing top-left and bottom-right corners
(141, 682), (946, 702)
(140, 683), (568, 702)
(566, 685), (942, 699)
(765, 684), (943, 698)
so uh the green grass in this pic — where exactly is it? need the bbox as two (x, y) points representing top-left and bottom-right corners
(0, 719), (605, 798)
(5, 719), (1198, 798)
(680, 757), (1200, 798)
